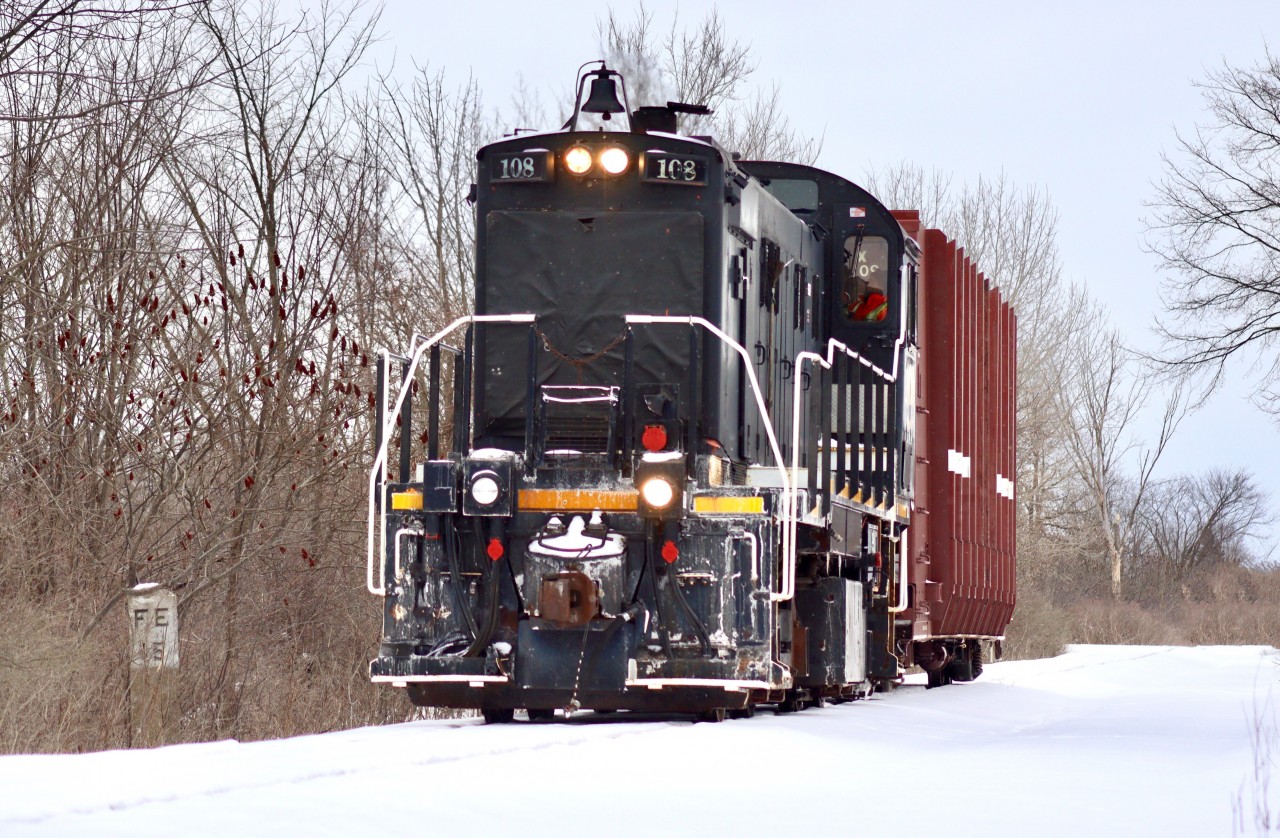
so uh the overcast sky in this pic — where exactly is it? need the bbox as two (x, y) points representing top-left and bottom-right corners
(376, 0), (1280, 553)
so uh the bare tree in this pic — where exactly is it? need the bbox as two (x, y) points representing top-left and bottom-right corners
(0, 1), (211, 130)
(595, 3), (820, 162)
(0, 0), (207, 600)
(506, 73), (549, 136)
(1058, 324), (1187, 599)
(598, 4), (672, 112)
(0, 0), (453, 753)
(861, 164), (955, 228)
(1149, 49), (1280, 415)
(714, 83), (823, 164)
(376, 66), (490, 333)
(150, 0), (383, 736)
(1139, 469), (1272, 588)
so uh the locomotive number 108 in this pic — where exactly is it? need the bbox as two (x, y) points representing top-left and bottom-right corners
(644, 153), (706, 185)
(491, 152), (548, 182)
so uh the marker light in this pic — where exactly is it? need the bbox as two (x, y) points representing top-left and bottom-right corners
(599, 146), (629, 175)
(564, 146), (592, 175)
(641, 424), (668, 452)
(470, 472), (501, 506)
(639, 477), (675, 509)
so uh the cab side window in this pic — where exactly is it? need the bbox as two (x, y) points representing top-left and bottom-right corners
(842, 235), (889, 322)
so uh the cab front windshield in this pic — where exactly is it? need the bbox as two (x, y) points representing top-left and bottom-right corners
(842, 234), (889, 322)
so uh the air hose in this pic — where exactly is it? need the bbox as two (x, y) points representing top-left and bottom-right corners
(443, 517), (479, 639)
(464, 519), (502, 658)
(642, 549), (673, 658)
(664, 559), (712, 656)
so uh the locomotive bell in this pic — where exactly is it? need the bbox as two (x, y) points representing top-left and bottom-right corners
(582, 71), (625, 119)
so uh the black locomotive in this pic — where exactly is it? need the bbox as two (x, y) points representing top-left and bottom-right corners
(366, 63), (1016, 721)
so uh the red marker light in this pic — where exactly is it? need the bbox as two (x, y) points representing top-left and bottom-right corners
(661, 540), (679, 563)
(641, 424), (668, 452)
(486, 538), (505, 561)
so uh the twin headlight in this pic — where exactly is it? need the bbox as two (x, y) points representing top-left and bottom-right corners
(457, 455), (682, 519)
(564, 145), (630, 176)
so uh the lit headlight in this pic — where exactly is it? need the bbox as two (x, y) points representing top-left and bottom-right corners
(639, 477), (675, 509)
(469, 472), (501, 506)
(564, 146), (592, 175)
(599, 147), (629, 175)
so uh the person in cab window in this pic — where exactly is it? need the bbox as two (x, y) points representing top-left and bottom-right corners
(843, 235), (889, 322)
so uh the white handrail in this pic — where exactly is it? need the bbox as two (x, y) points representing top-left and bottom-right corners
(369, 310), (844, 604)
(393, 526), (423, 585)
(789, 267), (910, 609)
(888, 529), (909, 613)
(625, 314), (796, 601)
(367, 314), (536, 595)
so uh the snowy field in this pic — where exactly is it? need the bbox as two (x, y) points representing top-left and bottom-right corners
(0, 644), (1272, 837)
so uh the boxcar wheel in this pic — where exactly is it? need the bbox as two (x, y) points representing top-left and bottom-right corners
(695, 708), (726, 723)
(482, 708), (515, 724)
(926, 667), (951, 689)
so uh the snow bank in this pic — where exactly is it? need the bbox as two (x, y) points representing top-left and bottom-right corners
(0, 645), (1273, 836)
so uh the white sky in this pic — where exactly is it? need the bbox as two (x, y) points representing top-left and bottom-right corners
(376, 0), (1280, 553)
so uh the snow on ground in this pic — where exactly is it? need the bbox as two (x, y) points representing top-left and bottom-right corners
(0, 645), (1273, 837)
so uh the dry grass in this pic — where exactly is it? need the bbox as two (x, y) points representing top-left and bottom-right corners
(1234, 667), (1280, 835)
(0, 559), (430, 754)
(0, 601), (130, 753)
(1003, 591), (1074, 660)
(5, 540), (1278, 752)
(1004, 564), (1280, 662)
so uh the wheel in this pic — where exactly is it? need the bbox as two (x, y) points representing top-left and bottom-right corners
(971, 643), (985, 679)
(526, 708), (555, 722)
(727, 705), (756, 720)
(926, 667), (951, 689)
(481, 708), (515, 724)
(695, 708), (726, 723)
(776, 693), (803, 713)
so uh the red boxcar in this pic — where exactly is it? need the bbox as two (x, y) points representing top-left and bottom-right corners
(895, 212), (1016, 642)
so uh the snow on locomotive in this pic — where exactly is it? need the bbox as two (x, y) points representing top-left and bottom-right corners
(365, 63), (1016, 722)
